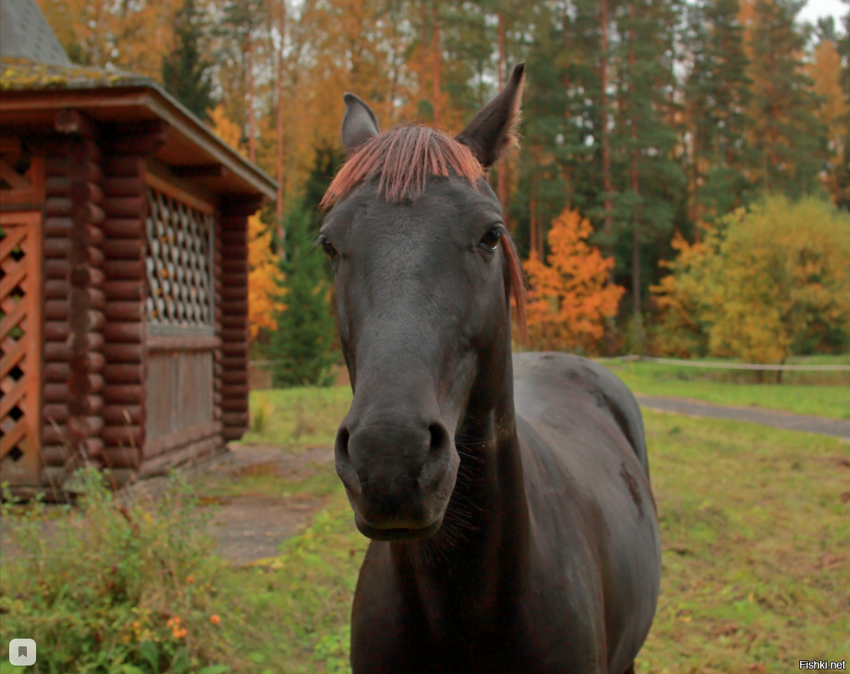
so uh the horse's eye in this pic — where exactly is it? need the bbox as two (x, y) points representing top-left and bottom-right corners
(319, 237), (338, 261)
(480, 227), (502, 250)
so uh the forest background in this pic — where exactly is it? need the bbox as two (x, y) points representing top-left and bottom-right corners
(36, 0), (850, 381)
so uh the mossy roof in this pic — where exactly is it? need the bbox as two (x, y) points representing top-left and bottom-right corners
(0, 56), (151, 92)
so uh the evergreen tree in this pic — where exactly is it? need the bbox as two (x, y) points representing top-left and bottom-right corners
(302, 143), (344, 283)
(161, 0), (214, 121)
(270, 201), (337, 387)
(685, 0), (753, 221)
(746, 0), (827, 197)
(835, 8), (850, 208)
(613, 0), (684, 327)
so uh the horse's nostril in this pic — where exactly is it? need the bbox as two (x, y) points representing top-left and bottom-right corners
(428, 423), (450, 455)
(336, 427), (351, 458)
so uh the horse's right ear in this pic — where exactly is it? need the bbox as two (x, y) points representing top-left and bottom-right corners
(342, 93), (380, 156)
(456, 63), (525, 168)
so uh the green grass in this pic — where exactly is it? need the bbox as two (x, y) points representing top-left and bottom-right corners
(242, 387), (353, 450)
(4, 387), (848, 673)
(604, 360), (850, 420)
(218, 491), (366, 674)
(213, 410), (850, 673)
(637, 411), (849, 672)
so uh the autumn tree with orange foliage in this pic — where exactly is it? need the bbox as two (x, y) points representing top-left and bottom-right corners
(523, 208), (624, 354)
(209, 107), (283, 343)
(247, 215), (284, 342)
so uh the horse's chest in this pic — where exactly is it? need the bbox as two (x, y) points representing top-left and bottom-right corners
(388, 582), (598, 674)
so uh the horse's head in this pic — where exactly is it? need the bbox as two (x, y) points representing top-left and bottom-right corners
(320, 65), (526, 541)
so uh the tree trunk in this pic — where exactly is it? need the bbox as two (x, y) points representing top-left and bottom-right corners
(497, 12), (510, 228)
(630, 1), (640, 321)
(420, 2), (428, 104)
(432, 2), (441, 127)
(530, 169), (537, 258)
(531, 146), (544, 260)
(275, 0), (287, 232)
(600, 0), (612, 234)
(246, 35), (257, 164)
(562, 2), (572, 206)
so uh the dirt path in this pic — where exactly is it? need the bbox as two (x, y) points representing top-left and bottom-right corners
(194, 444), (335, 566)
(636, 395), (850, 439)
(0, 445), (337, 568)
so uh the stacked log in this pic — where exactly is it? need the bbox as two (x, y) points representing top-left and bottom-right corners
(99, 154), (147, 477)
(213, 226), (224, 428)
(41, 112), (107, 486)
(40, 147), (74, 484)
(217, 204), (252, 441)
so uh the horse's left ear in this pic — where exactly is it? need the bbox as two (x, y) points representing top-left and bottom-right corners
(342, 93), (380, 156)
(456, 63), (524, 168)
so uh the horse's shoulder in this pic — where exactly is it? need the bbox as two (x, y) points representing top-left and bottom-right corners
(513, 351), (649, 476)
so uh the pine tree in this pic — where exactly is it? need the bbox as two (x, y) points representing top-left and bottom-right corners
(807, 25), (847, 203)
(746, 0), (827, 197)
(270, 201), (337, 387)
(161, 0), (214, 121)
(268, 145), (341, 387)
(834, 9), (850, 207)
(685, 0), (753, 221)
(612, 0), (683, 331)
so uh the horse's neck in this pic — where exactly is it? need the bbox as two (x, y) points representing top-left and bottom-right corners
(393, 352), (531, 599)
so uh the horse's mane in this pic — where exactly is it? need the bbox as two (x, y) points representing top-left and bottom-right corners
(320, 124), (527, 334)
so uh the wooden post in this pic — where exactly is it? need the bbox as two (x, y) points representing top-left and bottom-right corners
(217, 197), (258, 441)
(99, 149), (147, 477)
(53, 111), (106, 476)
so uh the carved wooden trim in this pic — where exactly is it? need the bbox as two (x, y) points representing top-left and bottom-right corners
(146, 334), (221, 350)
(144, 170), (214, 215)
(0, 156), (44, 207)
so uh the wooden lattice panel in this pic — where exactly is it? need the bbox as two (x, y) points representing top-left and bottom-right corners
(0, 140), (44, 207)
(144, 187), (214, 328)
(0, 211), (42, 485)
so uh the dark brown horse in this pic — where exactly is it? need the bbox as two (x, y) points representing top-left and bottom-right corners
(318, 64), (661, 674)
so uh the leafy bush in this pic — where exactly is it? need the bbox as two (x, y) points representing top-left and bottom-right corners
(0, 471), (231, 673)
(523, 208), (624, 354)
(652, 194), (850, 362)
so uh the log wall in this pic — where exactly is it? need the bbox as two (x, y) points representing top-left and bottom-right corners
(216, 203), (252, 441)
(99, 153), (147, 476)
(40, 149), (74, 486)
(40, 120), (107, 487)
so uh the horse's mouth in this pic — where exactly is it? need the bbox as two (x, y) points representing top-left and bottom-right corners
(354, 513), (444, 541)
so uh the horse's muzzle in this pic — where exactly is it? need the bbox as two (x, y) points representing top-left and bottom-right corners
(334, 419), (459, 539)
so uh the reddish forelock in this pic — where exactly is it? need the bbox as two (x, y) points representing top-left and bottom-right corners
(321, 124), (526, 339)
(320, 125), (485, 208)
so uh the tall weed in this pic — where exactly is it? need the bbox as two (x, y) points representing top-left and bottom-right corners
(0, 470), (231, 673)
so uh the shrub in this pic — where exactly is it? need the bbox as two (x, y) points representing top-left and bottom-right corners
(523, 208), (624, 354)
(0, 471), (231, 673)
(652, 194), (850, 363)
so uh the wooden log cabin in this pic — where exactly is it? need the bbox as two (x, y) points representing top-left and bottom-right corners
(0, 0), (277, 492)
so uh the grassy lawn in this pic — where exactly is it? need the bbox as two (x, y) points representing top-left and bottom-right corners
(602, 360), (850, 420)
(214, 409), (849, 673)
(240, 387), (354, 449)
(3, 392), (848, 673)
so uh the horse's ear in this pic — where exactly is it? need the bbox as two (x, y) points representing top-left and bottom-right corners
(342, 93), (380, 156)
(456, 63), (524, 168)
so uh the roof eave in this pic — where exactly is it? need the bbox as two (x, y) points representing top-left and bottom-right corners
(0, 83), (278, 201)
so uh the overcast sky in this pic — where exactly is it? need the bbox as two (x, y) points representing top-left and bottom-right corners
(798, 0), (846, 28)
